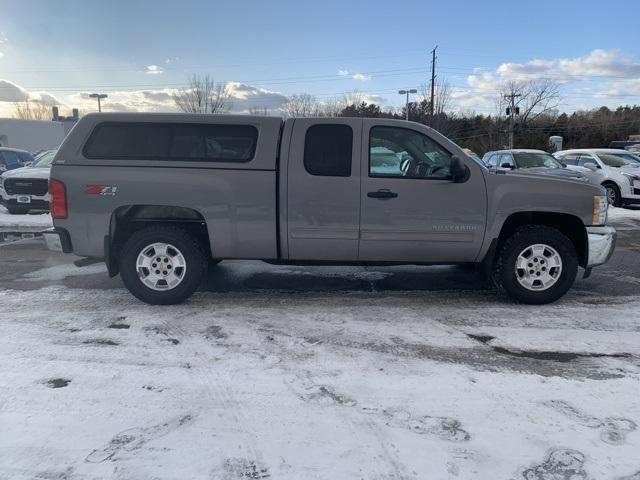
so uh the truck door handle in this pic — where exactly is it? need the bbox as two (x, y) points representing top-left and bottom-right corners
(367, 189), (398, 199)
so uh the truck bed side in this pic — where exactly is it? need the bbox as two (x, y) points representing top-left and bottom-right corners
(51, 113), (282, 260)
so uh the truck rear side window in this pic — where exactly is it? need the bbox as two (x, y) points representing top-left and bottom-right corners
(304, 125), (352, 177)
(83, 122), (258, 162)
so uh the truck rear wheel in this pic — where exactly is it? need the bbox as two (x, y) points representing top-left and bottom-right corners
(119, 225), (207, 305)
(495, 226), (578, 304)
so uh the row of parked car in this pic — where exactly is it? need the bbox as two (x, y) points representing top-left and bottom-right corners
(481, 148), (640, 207)
(0, 148), (56, 214)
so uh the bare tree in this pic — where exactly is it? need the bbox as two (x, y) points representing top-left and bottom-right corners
(281, 93), (323, 118)
(498, 78), (561, 124)
(341, 90), (367, 109)
(173, 74), (232, 114)
(420, 79), (452, 117)
(320, 96), (346, 117)
(12, 100), (51, 120)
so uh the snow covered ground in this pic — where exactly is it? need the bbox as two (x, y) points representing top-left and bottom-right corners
(608, 206), (640, 223)
(1, 282), (639, 480)
(0, 205), (52, 229)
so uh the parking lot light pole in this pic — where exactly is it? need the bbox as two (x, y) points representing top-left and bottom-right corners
(398, 89), (418, 121)
(89, 93), (108, 112)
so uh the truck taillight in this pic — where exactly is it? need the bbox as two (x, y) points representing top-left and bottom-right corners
(49, 178), (68, 219)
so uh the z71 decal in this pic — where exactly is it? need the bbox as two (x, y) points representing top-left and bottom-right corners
(84, 185), (118, 196)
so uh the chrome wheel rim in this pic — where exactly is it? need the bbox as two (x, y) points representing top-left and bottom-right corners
(515, 243), (562, 291)
(136, 242), (186, 291)
(606, 187), (617, 205)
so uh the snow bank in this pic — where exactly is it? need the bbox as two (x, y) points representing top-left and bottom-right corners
(0, 205), (52, 228)
(608, 206), (640, 223)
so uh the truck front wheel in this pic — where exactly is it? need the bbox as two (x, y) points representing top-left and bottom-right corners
(119, 225), (207, 305)
(495, 226), (578, 304)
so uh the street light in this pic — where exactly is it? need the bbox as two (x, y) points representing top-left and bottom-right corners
(89, 93), (108, 112)
(398, 89), (417, 121)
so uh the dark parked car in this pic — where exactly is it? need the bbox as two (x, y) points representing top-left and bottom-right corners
(0, 147), (34, 173)
(0, 149), (55, 214)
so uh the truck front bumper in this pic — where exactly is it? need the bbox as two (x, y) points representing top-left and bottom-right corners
(586, 225), (616, 268)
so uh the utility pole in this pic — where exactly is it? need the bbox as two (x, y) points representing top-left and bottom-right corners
(503, 92), (521, 149)
(429, 46), (438, 124)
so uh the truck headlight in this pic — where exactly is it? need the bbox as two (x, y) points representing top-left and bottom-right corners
(593, 195), (608, 225)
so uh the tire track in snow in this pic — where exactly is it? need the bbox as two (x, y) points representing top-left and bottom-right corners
(157, 314), (272, 478)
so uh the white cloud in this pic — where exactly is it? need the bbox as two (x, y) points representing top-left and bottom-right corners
(0, 52), (4, 59)
(447, 49), (640, 113)
(63, 82), (288, 115)
(0, 79), (31, 102)
(145, 64), (164, 75)
(496, 49), (640, 83)
(352, 73), (371, 82)
(225, 82), (288, 113)
(337, 69), (372, 81)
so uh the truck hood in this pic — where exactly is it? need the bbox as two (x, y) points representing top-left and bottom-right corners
(0, 166), (51, 180)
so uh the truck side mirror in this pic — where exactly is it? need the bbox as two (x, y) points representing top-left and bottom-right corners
(500, 163), (514, 169)
(451, 155), (470, 183)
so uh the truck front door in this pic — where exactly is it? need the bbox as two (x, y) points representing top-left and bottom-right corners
(359, 120), (487, 262)
(286, 118), (362, 260)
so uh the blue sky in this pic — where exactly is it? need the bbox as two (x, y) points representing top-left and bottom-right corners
(1, 0), (639, 116)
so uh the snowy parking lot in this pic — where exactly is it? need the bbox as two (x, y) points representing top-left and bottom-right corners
(1, 207), (640, 479)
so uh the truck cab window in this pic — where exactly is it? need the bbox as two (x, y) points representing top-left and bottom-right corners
(369, 126), (452, 179)
(303, 124), (353, 177)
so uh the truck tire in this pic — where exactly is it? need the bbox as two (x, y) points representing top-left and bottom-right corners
(495, 226), (578, 305)
(118, 225), (207, 305)
(6, 205), (30, 215)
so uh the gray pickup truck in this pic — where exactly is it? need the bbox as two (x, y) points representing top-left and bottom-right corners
(45, 113), (615, 305)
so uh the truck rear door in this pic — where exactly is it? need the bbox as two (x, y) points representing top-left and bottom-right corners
(358, 119), (487, 262)
(285, 118), (362, 260)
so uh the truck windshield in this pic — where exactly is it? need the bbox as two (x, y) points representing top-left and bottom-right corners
(513, 152), (563, 169)
(598, 153), (640, 167)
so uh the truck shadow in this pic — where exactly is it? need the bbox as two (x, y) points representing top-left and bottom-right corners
(203, 262), (489, 293)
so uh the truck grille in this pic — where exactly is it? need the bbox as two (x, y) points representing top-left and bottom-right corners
(4, 178), (49, 196)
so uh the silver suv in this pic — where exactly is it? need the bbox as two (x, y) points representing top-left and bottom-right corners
(555, 149), (640, 206)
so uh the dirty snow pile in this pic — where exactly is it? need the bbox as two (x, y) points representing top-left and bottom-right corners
(0, 205), (52, 228)
(1, 285), (639, 480)
(608, 206), (640, 223)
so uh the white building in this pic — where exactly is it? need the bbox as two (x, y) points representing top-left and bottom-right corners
(0, 108), (79, 153)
